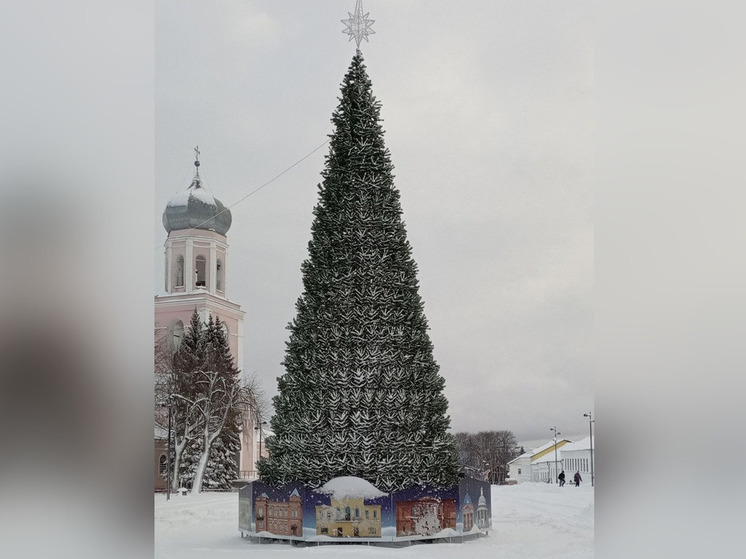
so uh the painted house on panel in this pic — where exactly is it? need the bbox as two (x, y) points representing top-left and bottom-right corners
(255, 489), (303, 536)
(316, 496), (382, 538)
(154, 151), (257, 490)
(396, 497), (457, 537)
(460, 493), (474, 532)
(475, 487), (489, 529)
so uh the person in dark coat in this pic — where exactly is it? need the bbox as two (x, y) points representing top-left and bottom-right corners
(573, 471), (582, 487)
(558, 470), (566, 487)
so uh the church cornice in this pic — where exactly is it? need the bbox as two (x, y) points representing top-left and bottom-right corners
(154, 291), (245, 317)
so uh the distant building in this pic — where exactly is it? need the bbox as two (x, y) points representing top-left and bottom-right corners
(507, 439), (573, 484)
(557, 436), (594, 482)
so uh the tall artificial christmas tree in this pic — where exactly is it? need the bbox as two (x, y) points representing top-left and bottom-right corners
(259, 51), (459, 492)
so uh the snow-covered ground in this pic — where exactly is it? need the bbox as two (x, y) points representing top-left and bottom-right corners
(155, 482), (593, 558)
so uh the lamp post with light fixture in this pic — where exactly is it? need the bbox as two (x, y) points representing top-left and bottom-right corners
(254, 421), (267, 476)
(584, 412), (594, 487)
(550, 426), (561, 483)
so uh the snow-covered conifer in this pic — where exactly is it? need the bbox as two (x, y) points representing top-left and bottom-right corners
(169, 311), (243, 492)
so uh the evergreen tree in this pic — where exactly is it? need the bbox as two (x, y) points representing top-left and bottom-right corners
(260, 52), (459, 492)
(170, 310), (242, 491)
(169, 309), (206, 490)
(188, 314), (242, 493)
(202, 315), (241, 490)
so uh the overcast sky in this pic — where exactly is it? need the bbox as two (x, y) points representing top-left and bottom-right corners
(154, 0), (594, 446)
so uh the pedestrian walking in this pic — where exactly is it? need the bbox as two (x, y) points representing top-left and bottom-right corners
(573, 471), (582, 487)
(558, 470), (566, 487)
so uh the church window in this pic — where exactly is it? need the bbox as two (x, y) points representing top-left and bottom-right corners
(170, 320), (184, 352)
(195, 255), (206, 287)
(175, 256), (184, 287)
(216, 259), (224, 292)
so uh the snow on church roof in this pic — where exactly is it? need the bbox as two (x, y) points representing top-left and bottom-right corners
(316, 476), (388, 500)
(162, 172), (232, 236)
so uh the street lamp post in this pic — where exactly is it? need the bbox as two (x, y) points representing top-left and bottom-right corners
(167, 396), (172, 500)
(159, 395), (174, 500)
(584, 412), (595, 487)
(550, 426), (561, 484)
(254, 420), (267, 476)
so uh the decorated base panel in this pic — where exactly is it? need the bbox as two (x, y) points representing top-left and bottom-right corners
(239, 476), (491, 543)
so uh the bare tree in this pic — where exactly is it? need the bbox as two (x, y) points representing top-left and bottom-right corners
(188, 369), (242, 493)
(454, 430), (521, 484)
(154, 331), (172, 432)
(238, 372), (269, 425)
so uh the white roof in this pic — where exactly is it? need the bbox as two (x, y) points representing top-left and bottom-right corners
(532, 436), (594, 463)
(533, 451), (563, 464)
(530, 440), (558, 456)
(557, 436), (594, 452)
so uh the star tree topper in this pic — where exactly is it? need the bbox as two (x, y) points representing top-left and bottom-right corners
(342, 0), (375, 48)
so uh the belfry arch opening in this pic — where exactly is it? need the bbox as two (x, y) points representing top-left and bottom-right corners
(195, 255), (206, 287)
(216, 259), (224, 293)
(175, 255), (185, 287)
(170, 319), (184, 353)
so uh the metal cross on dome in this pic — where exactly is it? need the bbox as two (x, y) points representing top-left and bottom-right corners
(342, 0), (375, 48)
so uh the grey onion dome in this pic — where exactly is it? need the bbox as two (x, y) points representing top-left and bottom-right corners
(162, 172), (232, 235)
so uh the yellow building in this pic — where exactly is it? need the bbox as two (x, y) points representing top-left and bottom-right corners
(315, 496), (382, 538)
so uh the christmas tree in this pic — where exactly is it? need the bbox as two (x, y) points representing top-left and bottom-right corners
(259, 52), (459, 492)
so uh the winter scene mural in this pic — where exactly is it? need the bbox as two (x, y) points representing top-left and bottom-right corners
(239, 476), (489, 542)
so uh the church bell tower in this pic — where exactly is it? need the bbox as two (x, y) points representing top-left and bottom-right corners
(155, 148), (255, 484)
